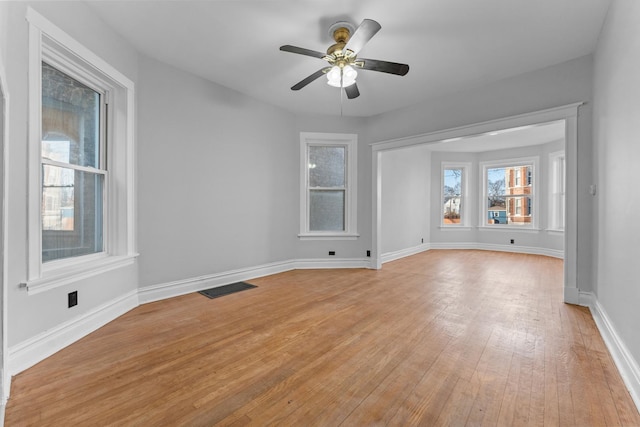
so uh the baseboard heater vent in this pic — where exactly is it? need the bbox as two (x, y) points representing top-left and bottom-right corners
(198, 282), (257, 299)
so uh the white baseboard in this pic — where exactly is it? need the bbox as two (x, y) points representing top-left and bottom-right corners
(429, 242), (564, 259)
(138, 257), (372, 304)
(578, 290), (594, 307)
(381, 244), (430, 264)
(1, 367), (7, 406)
(563, 286), (580, 305)
(138, 260), (297, 304)
(585, 292), (640, 412)
(294, 258), (372, 269)
(8, 290), (139, 377)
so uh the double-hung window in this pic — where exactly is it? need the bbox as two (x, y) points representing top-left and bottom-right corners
(441, 162), (471, 227)
(41, 62), (105, 262)
(26, 8), (136, 293)
(481, 157), (538, 228)
(299, 133), (358, 239)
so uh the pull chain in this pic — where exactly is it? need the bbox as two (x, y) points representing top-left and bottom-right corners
(340, 68), (344, 116)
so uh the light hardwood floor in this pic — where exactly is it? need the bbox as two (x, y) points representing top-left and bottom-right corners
(6, 250), (640, 426)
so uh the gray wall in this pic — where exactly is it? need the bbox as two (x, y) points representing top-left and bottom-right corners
(592, 0), (640, 372)
(137, 56), (298, 287)
(380, 145), (431, 254)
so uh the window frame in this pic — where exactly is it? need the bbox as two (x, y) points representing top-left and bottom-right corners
(299, 132), (358, 240)
(480, 156), (539, 230)
(548, 150), (566, 232)
(440, 162), (471, 228)
(26, 8), (137, 294)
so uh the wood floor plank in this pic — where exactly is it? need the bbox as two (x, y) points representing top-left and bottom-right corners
(5, 250), (640, 426)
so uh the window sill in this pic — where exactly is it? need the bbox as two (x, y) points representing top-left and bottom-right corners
(478, 226), (541, 233)
(24, 253), (139, 295)
(298, 233), (360, 241)
(546, 228), (565, 235)
(438, 226), (473, 231)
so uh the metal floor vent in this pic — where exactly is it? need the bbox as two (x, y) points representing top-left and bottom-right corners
(198, 282), (257, 299)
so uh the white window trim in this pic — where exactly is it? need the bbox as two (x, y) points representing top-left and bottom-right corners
(479, 156), (539, 230)
(548, 150), (565, 233)
(440, 162), (471, 228)
(299, 132), (358, 240)
(25, 8), (137, 294)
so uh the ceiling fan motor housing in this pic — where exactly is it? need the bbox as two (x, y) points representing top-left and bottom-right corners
(326, 21), (355, 56)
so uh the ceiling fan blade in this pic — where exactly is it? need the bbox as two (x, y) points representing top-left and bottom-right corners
(345, 83), (360, 99)
(344, 19), (381, 54)
(358, 58), (409, 76)
(280, 45), (326, 59)
(291, 69), (326, 91)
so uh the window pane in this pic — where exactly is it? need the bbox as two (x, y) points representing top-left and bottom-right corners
(309, 190), (344, 231)
(42, 166), (104, 262)
(443, 168), (462, 224)
(487, 164), (534, 226)
(507, 166), (532, 190)
(487, 167), (506, 197)
(42, 164), (75, 231)
(309, 146), (345, 188)
(488, 164), (506, 216)
(42, 138), (71, 163)
(507, 196), (532, 225)
(487, 197), (506, 224)
(42, 62), (101, 168)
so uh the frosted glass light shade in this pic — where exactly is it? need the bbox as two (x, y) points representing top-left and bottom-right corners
(326, 66), (342, 87)
(326, 65), (357, 88)
(342, 65), (357, 87)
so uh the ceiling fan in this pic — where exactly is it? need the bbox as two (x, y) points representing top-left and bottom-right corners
(280, 19), (409, 99)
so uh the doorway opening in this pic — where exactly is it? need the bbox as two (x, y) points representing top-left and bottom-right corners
(371, 103), (581, 304)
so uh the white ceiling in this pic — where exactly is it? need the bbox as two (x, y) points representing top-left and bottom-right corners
(87, 0), (611, 118)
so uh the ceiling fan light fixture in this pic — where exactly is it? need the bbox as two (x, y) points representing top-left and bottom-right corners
(326, 65), (358, 88)
(280, 18), (409, 99)
(343, 65), (358, 86)
(326, 66), (341, 87)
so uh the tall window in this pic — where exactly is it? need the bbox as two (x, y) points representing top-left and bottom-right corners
(441, 163), (470, 227)
(549, 151), (565, 230)
(41, 62), (105, 262)
(482, 158), (537, 227)
(300, 133), (358, 239)
(27, 8), (136, 293)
